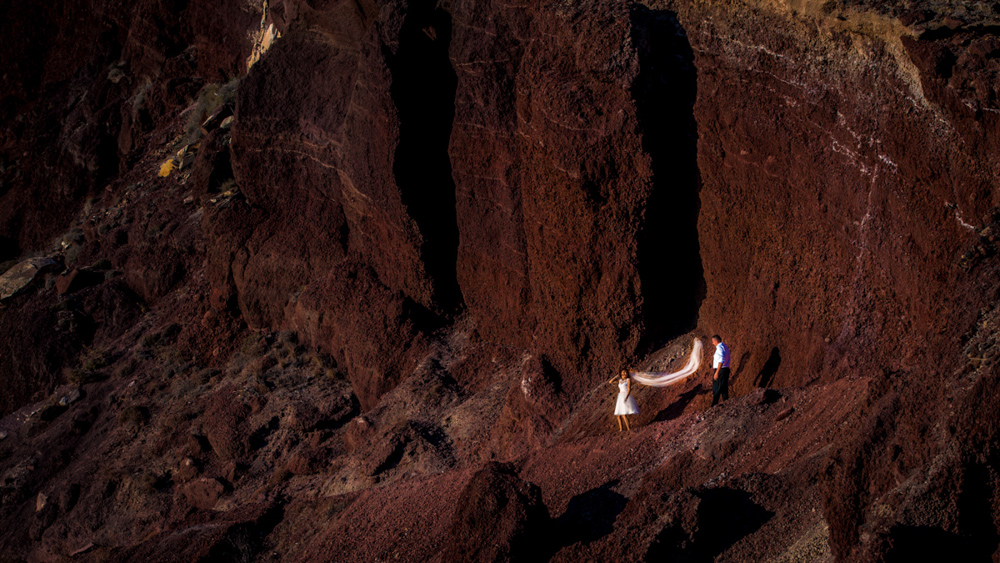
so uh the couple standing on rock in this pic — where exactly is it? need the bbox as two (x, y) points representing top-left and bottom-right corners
(609, 334), (731, 432)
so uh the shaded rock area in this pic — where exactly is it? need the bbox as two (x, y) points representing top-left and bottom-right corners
(442, 462), (551, 563)
(0, 0), (999, 561)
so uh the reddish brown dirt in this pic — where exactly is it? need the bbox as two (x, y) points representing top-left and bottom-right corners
(2, 0), (1000, 561)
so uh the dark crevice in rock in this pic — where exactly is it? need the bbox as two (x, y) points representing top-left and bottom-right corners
(386, 0), (464, 314)
(0, 235), (19, 261)
(198, 501), (286, 563)
(918, 24), (1000, 42)
(630, 7), (705, 353)
(208, 151), (233, 193)
(248, 416), (281, 451)
(404, 294), (450, 335)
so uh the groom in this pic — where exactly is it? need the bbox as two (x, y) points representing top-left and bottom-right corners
(710, 334), (730, 406)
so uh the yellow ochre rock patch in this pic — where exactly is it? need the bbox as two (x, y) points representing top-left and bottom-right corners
(158, 159), (176, 177)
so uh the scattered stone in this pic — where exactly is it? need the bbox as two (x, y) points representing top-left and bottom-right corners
(69, 542), (95, 557)
(285, 448), (325, 476)
(35, 492), (47, 512)
(219, 116), (234, 129)
(288, 401), (321, 432)
(180, 151), (196, 170)
(943, 16), (966, 29)
(1, 457), (37, 505)
(222, 460), (238, 483)
(59, 230), (84, 250)
(181, 477), (226, 510)
(183, 195), (195, 205)
(309, 430), (325, 449)
(344, 416), (371, 452)
(776, 407), (795, 421)
(59, 388), (83, 406)
(202, 104), (234, 131)
(58, 484), (81, 512)
(175, 458), (199, 483)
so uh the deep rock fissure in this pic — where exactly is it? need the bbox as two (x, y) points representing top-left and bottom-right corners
(387, 0), (464, 314)
(630, 7), (704, 351)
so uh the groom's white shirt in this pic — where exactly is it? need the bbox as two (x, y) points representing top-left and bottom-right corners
(713, 342), (730, 369)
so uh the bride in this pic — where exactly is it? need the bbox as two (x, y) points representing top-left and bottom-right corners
(608, 338), (704, 432)
(609, 370), (640, 431)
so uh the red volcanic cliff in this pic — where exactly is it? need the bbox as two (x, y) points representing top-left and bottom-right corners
(1, 0), (999, 561)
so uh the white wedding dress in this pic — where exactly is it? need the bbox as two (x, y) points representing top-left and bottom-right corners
(614, 379), (640, 415)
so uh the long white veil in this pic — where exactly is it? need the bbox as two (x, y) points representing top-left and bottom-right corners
(630, 338), (703, 388)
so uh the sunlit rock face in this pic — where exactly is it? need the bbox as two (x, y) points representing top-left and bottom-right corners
(224, 0), (685, 407)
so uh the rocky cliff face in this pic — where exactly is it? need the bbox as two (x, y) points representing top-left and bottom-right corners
(220, 0), (674, 411)
(1, 0), (999, 561)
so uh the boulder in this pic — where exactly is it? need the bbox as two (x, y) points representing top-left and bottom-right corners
(55, 268), (104, 295)
(442, 462), (551, 563)
(202, 387), (251, 461)
(0, 258), (59, 300)
(181, 477), (226, 510)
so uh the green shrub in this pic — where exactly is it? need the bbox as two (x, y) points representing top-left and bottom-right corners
(185, 77), (241, 142)
(140, 332), (161, 348)
(113, 357), (139, 379)
(119, 405), (150, 427)
(80, 348), (108, 372)
(240, 334), (268, 357)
